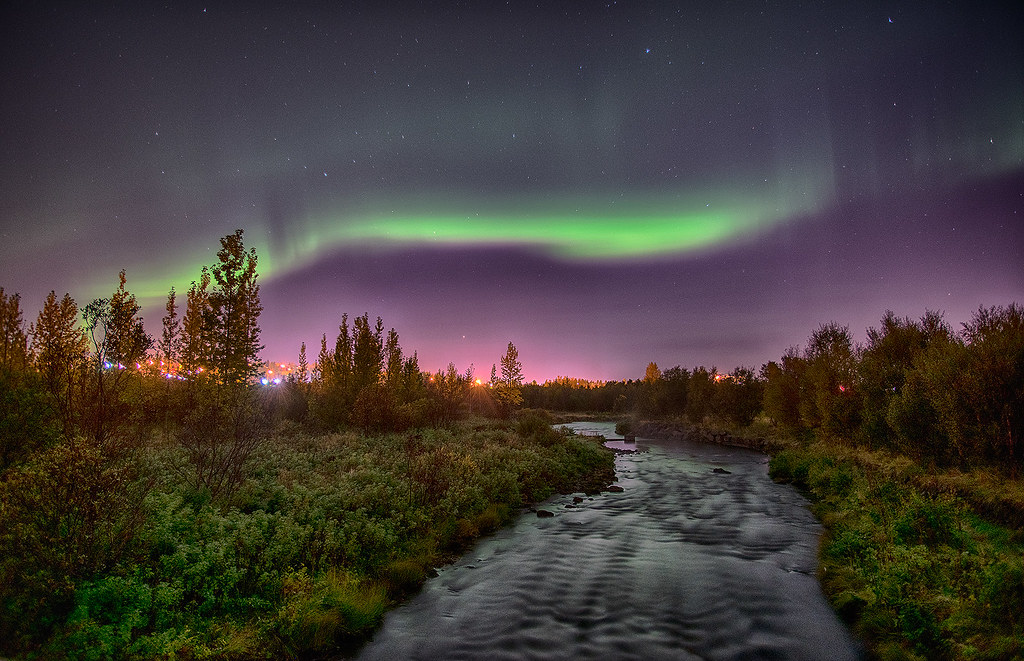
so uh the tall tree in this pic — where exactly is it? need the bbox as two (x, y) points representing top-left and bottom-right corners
(333, 313), (353, 397)
(0, 288), (29, 372)
(493, 341), (524, 417)
(297, 341), (308, 384)
(181, 268), (211, 374)
(801, 322), (860, 437)
(959, 304), (1024, 467)
(352, 313), (383, 394)
(685, 366), (716, 424)
(859, 310), (952, 448)
(662, 366), (690, 416)
(159, 287), (180, 373)
(637, 361), (664, 417)
(81, 270), (153, 447)
(428, 362), (469, 426)
(384, 327), (403, 390)
(30, 291), (88, 433)
(760, 349), (804, 431)
(207, 229), (263, 385)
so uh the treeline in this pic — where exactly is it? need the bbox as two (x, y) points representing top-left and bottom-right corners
(522, 363), (764, 428)
(524, 304), (1023, 471)
(0, 228), (529, 478)
(295, 318), (525, 432)
(761, 306), (1023, 471)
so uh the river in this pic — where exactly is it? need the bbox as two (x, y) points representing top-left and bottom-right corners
(356, 422), (863, 660)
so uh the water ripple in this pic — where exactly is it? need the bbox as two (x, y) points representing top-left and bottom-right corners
(356, 423), (863, 660)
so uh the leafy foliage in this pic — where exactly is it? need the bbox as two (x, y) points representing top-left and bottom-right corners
(771, 444), (1024, 660)
(0, 408), (613, 658)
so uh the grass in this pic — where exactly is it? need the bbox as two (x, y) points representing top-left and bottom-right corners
(770, 442), (1024, 660)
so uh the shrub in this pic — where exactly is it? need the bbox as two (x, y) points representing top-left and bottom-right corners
(54, 575), (153, 661)
(515, 408), (555, 440)
(0, 437), (150, 648)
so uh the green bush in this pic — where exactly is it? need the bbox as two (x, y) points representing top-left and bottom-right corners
(0, 414), (615, 659)
(773, 443), (1024, 660)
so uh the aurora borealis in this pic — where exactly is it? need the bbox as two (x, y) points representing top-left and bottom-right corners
(1, 2), (1022, 382)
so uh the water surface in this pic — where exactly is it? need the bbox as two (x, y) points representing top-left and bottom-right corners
(356, 422), (862, 660)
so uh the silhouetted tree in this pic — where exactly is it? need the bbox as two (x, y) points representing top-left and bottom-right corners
(859, 310), (952, 449)
(761, 349), (804, 431)
(82, 270), (153, 448)
(801, 323), (860, 437)
(30, 291), (88, 433)
(685, 366), (716, 423)
(713, 366), (763, 427)
(352, 313), (384, 395)
(207, 229), (263, 385)
(429, 363), (469, 426)
(297, 341), (308, 384)
(181, 268), (211, 374)
(959, 304), (1024, 467)
(0, 288), (29, 372)
(158, 286), (180, 371)
(662, 366), (689, 416)
(493, 341), (524, 417)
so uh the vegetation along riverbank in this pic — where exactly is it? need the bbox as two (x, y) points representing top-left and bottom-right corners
(627, 413), (1024, 660)
(0, 232), (615, 659)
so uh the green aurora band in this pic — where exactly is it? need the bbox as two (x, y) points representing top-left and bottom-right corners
(87, 192), (812, 304)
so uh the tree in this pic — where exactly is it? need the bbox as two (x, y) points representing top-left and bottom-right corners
(81, 270), (153, 448)
(428, 363), (469, 426)
(493, 341), (524, 417)
(83, 271), (151, 370)
(180, 268), (211, 374)
(173, 231), (266, 500)
(30, 291), (88, 433)
(801, 322), (860, 438)
(297, 341), (308, 384)
(351, 313), (383, 395)
(713, 366), (763, 427)
(207, 229), (263, 385)
(0, 288), (29, 372)
(761, 350), (804, 431)
(685, 366), (716, 424)
(636, 361), (664, 417)
(384, 327), (403, 390)
(959, 304), (1024, 467)
(859, 310), (952, 448)
(332, 314), (353, 398)
(159, 287), (181, 372)
(662, 366), (689, 416)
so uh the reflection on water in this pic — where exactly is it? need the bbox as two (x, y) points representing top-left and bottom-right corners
(356, 422), (862, 660)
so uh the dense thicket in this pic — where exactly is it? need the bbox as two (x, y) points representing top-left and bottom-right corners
(761, 306), (1024, 471)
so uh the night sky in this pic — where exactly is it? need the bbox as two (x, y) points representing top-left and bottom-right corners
(2, 2), (1022, 383)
